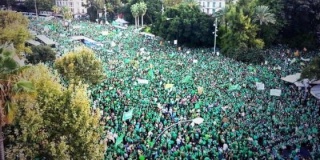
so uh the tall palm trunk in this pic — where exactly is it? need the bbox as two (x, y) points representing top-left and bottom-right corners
(135, 17), (137, 28)
(141, 15), (144, 27)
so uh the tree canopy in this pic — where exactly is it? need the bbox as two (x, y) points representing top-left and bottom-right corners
(281, 0), (320, 49)
(25, 0), (55, 12)
(0, 11), (31, 54)
(301, 56), (320, 80)
(4, 64), (105, 159)
(151, 3), (215, 47)
(26, 45), (56, 64)
(54, 47), (105, 85)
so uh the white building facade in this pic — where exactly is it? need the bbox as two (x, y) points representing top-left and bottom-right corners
(197, 0), (226, 15)
(55, 0), (87, 15)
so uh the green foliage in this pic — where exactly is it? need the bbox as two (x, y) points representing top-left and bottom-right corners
(5, 64), (105, 159)
(121, 0), (162, 24)
(0, 44), (34, 127)
(281, 0), (320, 49)
(0, 44), (19, 76)
(51, 5), (60, 14)
(220, 4), (263, 54)
(54, 47), (105, 85)
(255, 0), (285, 46)
(163, 0), (182, 8)
(85, 0), (105, 21)
(253, 5), (276, 25)
(105, 0), (122, 21)
(26, 45), (56, 64)
(25, 0), (55, 12)
(151, 3), (215, 47)
(301, 56), (320, 80)
(0, 11), (31, 54)
(61, 6), (73, 20)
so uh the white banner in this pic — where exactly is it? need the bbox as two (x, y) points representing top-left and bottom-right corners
(270, 89), (281, 96)
(256, 82), (265, 90)
(137, 79), (149, 84)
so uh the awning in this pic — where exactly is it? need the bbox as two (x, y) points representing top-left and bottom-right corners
(36, 35), (56, 46)
(26, 39), (41, 46)
(311, 85), (320, 99)
(281, 73), (301, 83)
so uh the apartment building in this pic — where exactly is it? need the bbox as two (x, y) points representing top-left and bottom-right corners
(55, 0), (87, 15)
(197, 0), (226, 15)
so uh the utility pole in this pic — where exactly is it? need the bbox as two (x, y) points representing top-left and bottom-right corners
(213, 18), (218, 55)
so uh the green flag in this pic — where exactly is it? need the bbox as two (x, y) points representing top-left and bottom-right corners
(182, 75), (192, 83)
(195, 103), (200, 109)
(124, 59), (131, 63)
(228, 84), (241, 91)
(115, 133), (125, 146)
(148, 69), (155, 80)
(122, 109), (134, 121)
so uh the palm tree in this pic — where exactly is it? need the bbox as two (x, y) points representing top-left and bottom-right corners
(0, 44), (34, 160)
(131, 4), (139, 28)
(253, 5), (276, 25)
(139, 2), (147, 27)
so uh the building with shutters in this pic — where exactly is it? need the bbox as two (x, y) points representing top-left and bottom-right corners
(196, 0), (226, 15)
(55, 0), (87, 15)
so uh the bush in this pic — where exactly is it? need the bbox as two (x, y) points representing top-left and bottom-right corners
(26, 45), (56, 64)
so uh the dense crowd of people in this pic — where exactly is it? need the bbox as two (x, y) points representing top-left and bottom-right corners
(29, 17), (320, 159)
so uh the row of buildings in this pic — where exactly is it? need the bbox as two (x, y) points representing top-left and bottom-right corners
(2, 0), (226, 16)
(54, 0), (226, 15)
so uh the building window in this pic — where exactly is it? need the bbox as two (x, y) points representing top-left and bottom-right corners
(207, 2), (210, 8)
(219, 2), (221, 7)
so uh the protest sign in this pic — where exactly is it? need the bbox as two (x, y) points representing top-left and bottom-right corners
(122, 109), (134, 121)
(137, 79), (149, 84)
(256, 82), (265, 90)
(174, 40), (178, 45)
(270, 89), (281, 96)
(164, 84), (174, 89)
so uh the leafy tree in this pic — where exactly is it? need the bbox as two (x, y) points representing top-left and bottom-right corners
(85, 0), (105, 21)
(61, 6), (73, 20)
(219, 1), (263, 55)
(0, 11), (31, 54)
(105, 0), (122, 21)
(52, 5), (60, 15)
(151, 3), (215, 47)
(26, 45), (56, 64)
(121, 0), (162, 25)
(25, 0), (54, 12)
(0, 44), (34, 160)
(4, 64), (105, 159)
(301, 56), (320, 80)
(281, 0), (320, 49)
(163, 0), (182, 8)
(54, 47), (105, 85)
(256, 0), (285, 46)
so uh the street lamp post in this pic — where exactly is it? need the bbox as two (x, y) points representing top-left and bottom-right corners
(213, 18), (218, 55)
(150, 117), (204, 157)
